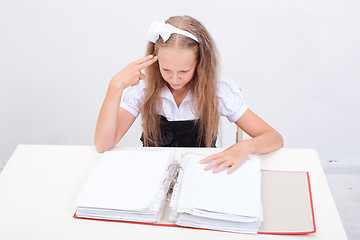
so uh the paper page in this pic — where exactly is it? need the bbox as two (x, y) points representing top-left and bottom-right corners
(176, 153), (262, 218)
(76, 150), (174, 211)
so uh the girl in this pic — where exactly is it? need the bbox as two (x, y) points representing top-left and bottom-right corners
(94, 15), (283, 174)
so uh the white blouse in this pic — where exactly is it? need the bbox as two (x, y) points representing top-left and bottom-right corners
(120, 77), (248, 123)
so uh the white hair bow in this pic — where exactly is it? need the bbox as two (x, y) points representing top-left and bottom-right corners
(147, 21), (199, 43)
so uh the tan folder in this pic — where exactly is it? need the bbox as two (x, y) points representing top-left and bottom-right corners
(259, 170), (315, 234)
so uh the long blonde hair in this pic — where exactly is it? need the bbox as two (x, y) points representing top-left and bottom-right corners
(141, 15), (219, 147)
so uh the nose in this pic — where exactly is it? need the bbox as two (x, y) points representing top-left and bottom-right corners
(170, 73), (181, 83)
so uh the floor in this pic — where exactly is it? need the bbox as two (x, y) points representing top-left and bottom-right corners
(321, 159), (360, 240)
(0, 158), (359, 240)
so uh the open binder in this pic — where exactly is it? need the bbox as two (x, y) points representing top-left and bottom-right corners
(74, 149), (316, 235)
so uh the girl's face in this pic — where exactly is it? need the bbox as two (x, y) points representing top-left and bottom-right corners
(157, 47), (197, 92)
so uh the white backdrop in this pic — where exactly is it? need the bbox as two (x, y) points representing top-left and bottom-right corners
(1, 0), (359, 163)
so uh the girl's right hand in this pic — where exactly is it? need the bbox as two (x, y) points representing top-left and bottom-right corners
(109, 55), (158, 90)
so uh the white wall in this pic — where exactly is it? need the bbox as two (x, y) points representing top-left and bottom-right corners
(1, 0), (359, 162)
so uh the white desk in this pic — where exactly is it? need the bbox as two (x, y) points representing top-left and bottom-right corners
(0, 145), (347, 240)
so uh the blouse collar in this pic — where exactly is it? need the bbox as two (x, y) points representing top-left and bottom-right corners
(160, 85), (192, 105)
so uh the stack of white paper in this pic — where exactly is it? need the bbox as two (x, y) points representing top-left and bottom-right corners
(75, 150), (175, 223)
(170, 153), (263, 234)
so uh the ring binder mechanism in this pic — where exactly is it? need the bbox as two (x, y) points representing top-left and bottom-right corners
(167, 163), (182, 171)
(169, 162), (184, 211)
(164, 163), (183, 202)
(162, 177), (177, 185)
(74, 150), (316, 235)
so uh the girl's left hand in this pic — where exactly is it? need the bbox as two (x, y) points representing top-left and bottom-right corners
(199, 142), (252, 174)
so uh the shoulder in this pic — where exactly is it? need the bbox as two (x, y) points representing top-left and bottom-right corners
(217, 76), (240, 90)
(123, 80), (146, 96)
(216, 77), (248, 122)
(121, 80), (147, 104)
(120, 80), (147, 117)
(216, 76), (242, 99)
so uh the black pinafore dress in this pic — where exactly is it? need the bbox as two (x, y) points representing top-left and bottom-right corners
(140, 115), (216, 147)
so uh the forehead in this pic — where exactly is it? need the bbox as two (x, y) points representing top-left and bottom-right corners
(157, 47), (197, 70)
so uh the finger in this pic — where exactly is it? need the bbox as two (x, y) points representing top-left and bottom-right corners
(133, 55), (154, 65)
(138, 55), (158, 69)
(200, 152), (222, 164)
(130, 78), (140, 86)
(227, 161), (242, 174)
(213, 161), (232, 174)
(204, 158), (224, 171)
(139, 72), (146, 80)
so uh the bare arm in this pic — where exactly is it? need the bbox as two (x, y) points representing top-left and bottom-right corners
(94, 55), (158, 153)
(234, 108), (284, 154)
(200, 109), (284, 174)
(94, 86), (136, 153)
